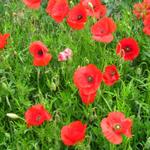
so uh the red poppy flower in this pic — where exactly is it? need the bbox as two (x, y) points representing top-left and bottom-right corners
(46, 0), (69, 23)
(22, 0), (41, 9)
(73, 64), (103, 95)
(91, 17), (116, 43)
(61, 121), (86, 146)
(116, 38), (140, 61)
(79, 90), (97, 105)
(80, 0), (107, 19)
(133, 2), (150, 19)
(143, 14), (150, 35)
(103, 65), (120, 86)
(100, 112), (132, 145)
(67, 4), (87, 30)
(25, 104), (52, 127)
(29, 41), (52, 66)
(0, 33), (10, 49)
(144, 0), (150, 3)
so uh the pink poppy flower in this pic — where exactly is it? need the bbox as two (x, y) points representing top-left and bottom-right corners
(58, 48), (72, 61)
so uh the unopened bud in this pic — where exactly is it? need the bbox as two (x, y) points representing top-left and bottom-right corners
(88, 2), (93, 9)
(6, 113), (20, 119)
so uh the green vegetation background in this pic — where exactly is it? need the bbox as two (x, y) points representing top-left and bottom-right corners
(0, 0), (150, 149)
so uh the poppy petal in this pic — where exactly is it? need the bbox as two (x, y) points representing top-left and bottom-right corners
(91, 17), (116, 43)
(101, 118), (122, 144)
(46, 0), (69, 23)
(92, 34), (113, 43)
(79, 90), (97, 105)
(61, 121), (86, 146)
(122, 118), (133, 138)
(0, 33), (10, 49)
(22, 0), (41, 9)
(33, 53), (52, 66)
(107, 112), (125, 125)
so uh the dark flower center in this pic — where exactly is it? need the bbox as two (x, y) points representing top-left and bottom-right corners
(114, 124), (121, 131)
(38, 50), (44, 56)
(124, 46), (131, 52)
(111, 71), (116, 76)
(100, 29), (105, 34)
(87, 76), (94, 83)
(77, 15), (83, 20)
(93, 5), (96, 10)
(36, 115), (41, 121)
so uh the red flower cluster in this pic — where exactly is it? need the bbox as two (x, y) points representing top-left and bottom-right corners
(24, 103), (133, 146)
(133, 0), (150, 36)
(25, 104), (52, 127)
(22, 0), (114, 39)
(20, 0), (136, 147)
(73, 64), (103, 105)
(29, 41), (52, 66)
(73, 64), (120, 104)
(66, 0), (108, 31)
(91, 17), (116, 43)
(101, 112), (132, 144)
(116, 38), (140, 61)
(61, 121), (86, 146)
(0, 33), (10, 49)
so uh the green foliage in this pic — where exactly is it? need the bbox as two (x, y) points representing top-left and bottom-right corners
(0, 0), (150, 149)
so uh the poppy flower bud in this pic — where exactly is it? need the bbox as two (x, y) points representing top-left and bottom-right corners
(136, 67), (142, 75)
(88, 2), (93, 9)
(6, 113), (20, 119)
(70, 1), (74, 5)
(13, 51), (17, 56)
(13, 12), (17, 16)
(50, 82), (57, 91)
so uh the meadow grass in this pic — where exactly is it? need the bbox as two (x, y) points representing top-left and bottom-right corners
(0, 0), (150, 149)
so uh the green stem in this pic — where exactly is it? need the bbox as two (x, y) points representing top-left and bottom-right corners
(37, 68), (40, 93)
(19, 117), (25, 121)
(100, 92), (112, 112)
